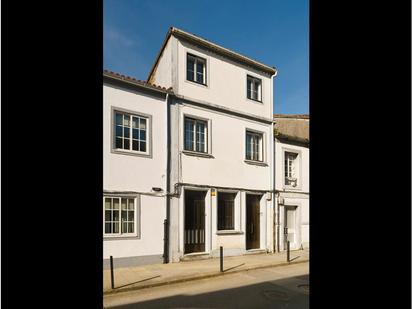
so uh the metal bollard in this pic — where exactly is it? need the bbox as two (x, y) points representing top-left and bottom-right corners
(287, 241), (290, 262)
(110, 255), (115, 289)
(220, 246), (223, 272)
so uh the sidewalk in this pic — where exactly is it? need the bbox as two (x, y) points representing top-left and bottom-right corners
(103, 249), (309, 295)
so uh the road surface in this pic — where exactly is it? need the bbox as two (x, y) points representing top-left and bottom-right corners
(104, 261), (309, 309)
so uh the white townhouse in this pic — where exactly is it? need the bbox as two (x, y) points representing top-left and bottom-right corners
(103, 70), (173, 268)
(273, 114), (309, 252)
(148, 27), (278, 262)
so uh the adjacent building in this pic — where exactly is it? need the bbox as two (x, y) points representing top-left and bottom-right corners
(273, 114), (309, 252)
(103, 71), (172, 268)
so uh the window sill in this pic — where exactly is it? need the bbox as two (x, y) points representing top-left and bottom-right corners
(244, 160), (268, 167)
(283, 186), (303, 191)
(182, 150), (214, 158)
(185, 79), (208, 88)
(103, 235), (140, 241)
(216, 230), (244, 235)
(247, 97), (263, 104)
(111, 148), (151, 158)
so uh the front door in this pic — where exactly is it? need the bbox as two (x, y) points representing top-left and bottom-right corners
(284, 206), (297, 250)
(246, 194), (261, 250)
(184, 190), (206, 254)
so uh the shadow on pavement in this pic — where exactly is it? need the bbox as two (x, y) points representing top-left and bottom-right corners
(223, 263), (245, 272)
(114, 275), (161, 290)
(107, 274), (309, 309)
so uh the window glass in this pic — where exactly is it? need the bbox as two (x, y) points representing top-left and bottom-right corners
(184, 118), (195, 151)
(218, 192), (236, 230)
(247, 76), (262, 101)
(187, 54), (206, 84)
(246, 131), (263, 161)
(196, 61), (204, 84)
(114, 112), (148, 153)
(104, 197), (137, 236)
(187, 56), (195, 81)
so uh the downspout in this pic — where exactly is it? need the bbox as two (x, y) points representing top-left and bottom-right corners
(163, 92), (171, 263)
(270, 69), (279, 252)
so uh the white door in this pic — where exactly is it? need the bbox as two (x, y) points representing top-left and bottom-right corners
(284, 206), (298, 250)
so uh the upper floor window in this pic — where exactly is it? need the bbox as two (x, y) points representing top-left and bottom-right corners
(187, 54), (206, 85)
(184, 117), (207, 153)
(285, 152), (298, 187)
(104, 196), (139, 237)
(247, 75), (262, 102)
(114, 111), (149, 155)
(246, 130), (263, 162)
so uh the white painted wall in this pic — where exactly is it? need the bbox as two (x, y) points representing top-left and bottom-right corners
(103, 82), (167, 260)
(150, 37), (173, 88)
(275, 139), (309, 192)
(275, 138), (309, 250)
(168, 97), (274, 260)
(177, 104), (273, 190)
(176, 39), (273, 119)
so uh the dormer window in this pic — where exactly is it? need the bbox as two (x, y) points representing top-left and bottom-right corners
(187, 54), (206, 85)
(247, 75), (262, 102)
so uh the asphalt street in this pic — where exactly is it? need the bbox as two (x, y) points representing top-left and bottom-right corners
(104, 262), (309, 309)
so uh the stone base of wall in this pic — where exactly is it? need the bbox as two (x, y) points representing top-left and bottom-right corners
(103, 254), (163, 269)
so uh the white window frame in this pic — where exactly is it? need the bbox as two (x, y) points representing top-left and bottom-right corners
(282, 149), (302, 190)
(245, 130), (264, 162)
(111, 107), (152, 157)
(247, 75), (262, 102)
(184, 116), (208, 153)
(187, 53), (207, 85)
(103, 196), (140, 238)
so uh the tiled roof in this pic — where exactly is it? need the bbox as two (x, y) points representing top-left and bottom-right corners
(104, 70), (173, 94)
(274, 114), (309, 143)
(273, 114), (309, 119)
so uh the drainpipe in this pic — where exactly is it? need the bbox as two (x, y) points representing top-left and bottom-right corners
(163, 92), (171, 263)
(270, 69), (278, 252)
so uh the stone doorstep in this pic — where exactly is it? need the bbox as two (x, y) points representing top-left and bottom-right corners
(103, 257), (309, 296)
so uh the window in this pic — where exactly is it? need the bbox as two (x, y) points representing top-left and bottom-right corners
(187, 54), (206, 85)
(247, 75), (262, 102)
(218, 192), (236, 230)
(104, 197), (138, 237)
(246, 131), (263, 162)
(184, 117), (207, 153)
(285, 152), (298, 187)
(114, 111), (148, 154)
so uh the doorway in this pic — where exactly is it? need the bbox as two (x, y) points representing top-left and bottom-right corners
(284, 206), (298, 250)
(246, 194), (261, 250)
(184, 190), (206, 254)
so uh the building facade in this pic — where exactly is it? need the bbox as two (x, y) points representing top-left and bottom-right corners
(102, 27), (317, 267)
(148, 27), (277, 262)
(273, 114), (309, 251)
(103, 71), (172, 268)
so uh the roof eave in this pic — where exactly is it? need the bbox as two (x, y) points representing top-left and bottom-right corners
(104, 71), (172, 94)
(147, 27), (277, 82)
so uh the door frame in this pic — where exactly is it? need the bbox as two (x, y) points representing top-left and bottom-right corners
(245, 193), (263, 250)
(281, 201), (301, 251)
(182, 187), (209, 255)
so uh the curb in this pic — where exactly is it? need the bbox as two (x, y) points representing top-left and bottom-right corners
(103, 258), (309, 296)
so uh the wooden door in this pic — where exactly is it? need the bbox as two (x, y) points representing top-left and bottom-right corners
(184, 190), (206, 253)
(246, 194), (261, 250)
